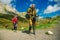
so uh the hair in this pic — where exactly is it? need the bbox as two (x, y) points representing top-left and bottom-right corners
(13, 15), (18, 17)
(30, 4), (35, 7)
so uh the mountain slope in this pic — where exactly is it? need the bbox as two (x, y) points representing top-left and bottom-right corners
(0, 2), (28, 30)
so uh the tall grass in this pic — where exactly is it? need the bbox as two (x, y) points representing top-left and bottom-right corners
(0, 13), (59, 30)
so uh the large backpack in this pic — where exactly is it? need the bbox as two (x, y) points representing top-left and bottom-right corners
(25, 14), (30, 20)
(25, 7), (36, 20)
(27, 7), (36, 16)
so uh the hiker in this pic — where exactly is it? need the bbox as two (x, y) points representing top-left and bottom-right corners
(12, 15), (18, 30)
(26, 4), (36, 34)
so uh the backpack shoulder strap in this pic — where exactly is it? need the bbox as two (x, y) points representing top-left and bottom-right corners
(27, 7), (32, 13)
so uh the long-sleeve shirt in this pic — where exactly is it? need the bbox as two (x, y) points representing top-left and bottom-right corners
(12, 17), (18, 24)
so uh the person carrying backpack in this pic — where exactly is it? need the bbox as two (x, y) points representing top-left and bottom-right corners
(26, 4), (36, 35)
(12, 15), (18, 30)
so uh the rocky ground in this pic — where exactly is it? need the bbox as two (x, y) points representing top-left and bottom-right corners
(0, 23), (60, 40)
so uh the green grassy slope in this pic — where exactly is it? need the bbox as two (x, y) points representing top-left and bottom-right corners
(0, 13), (28, 30)
(0, 13), (59, 30)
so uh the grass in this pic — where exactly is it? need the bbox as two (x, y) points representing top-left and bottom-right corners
(0, 13), (59, 31)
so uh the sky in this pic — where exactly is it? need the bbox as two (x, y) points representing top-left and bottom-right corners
(0, 0), (60, 18)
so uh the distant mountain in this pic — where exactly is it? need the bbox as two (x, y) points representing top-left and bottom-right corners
(0, 2), (26, 18)
(0, 2), (28, 29)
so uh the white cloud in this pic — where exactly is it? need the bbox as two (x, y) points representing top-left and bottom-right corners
(49, 0), (60, 2)
(44, 0), (60, 14)
(38, 16), (43, 19)
(0, 0), (17, 12)
(54, 0), (60, 2)
(54, 0), (60, 6)
(0, 0), (16, 7)
(0, 0), (17, 13)
(44, 4), (60, 14)
(49, 0), (53, 2)
(0, 0), (13, 5)
(30, 0), (34, 2)
(36, 9), (39, 13)
(14, 0), (16, 2)
(49, 0), (60, 6)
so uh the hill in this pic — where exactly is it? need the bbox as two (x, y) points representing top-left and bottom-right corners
(0, 2), (28, 30)
(0, 2), (60, 30)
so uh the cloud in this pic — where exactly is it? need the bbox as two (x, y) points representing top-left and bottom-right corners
(49, 0), (60, 6)
(44, 0), (60, 14)
(36, 9), (39, 13)
(49, 0), (60, 2)
(54, 0), (60, 6)
(0, 0), (16, 9)
(0, 0), (17, 12)
(54, 0), (58, 1)
(38, 16), (43, 19)
(0, 0), (13, 5)
(49, 0), (53, 2)
(30, 0), (34, 2)
(44, 5), (60, 14)
(0, 0), (16, 8)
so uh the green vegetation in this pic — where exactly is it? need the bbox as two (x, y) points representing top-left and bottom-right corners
(0, 13), (28, 30)
(0, 13), (60, 30)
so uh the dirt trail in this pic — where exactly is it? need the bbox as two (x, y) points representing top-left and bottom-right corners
(0, 24), (60, 40)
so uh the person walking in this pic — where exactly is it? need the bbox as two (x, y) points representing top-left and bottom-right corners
(26, 4), (36, 34)
(12, 15), (18, 30)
